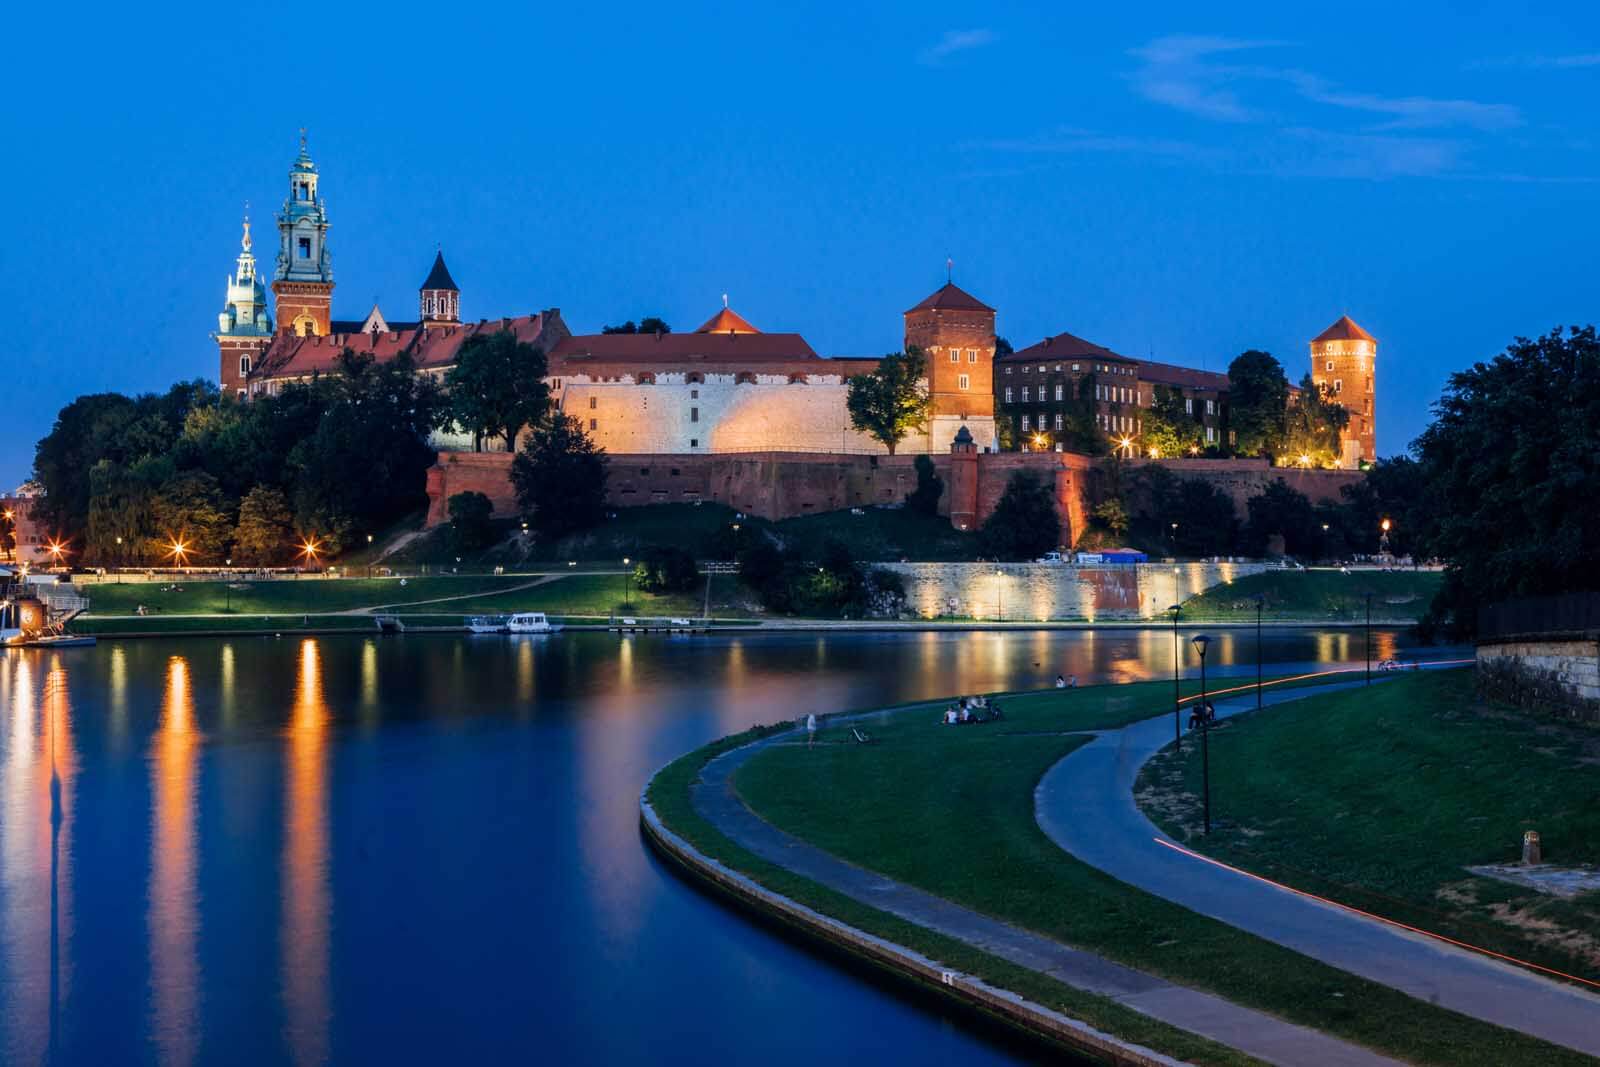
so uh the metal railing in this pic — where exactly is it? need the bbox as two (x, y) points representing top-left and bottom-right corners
(1478, 593), (1600, 641)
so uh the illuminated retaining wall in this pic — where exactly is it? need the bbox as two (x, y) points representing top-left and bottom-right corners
(883, 561), (1268, 622)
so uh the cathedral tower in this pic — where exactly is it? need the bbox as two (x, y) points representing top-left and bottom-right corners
(419, 251), (460, 328)
(214, 211), (273, 396)
(1310, 315), (1377, 467)
(904, 279), (997, 451)
(272, 132), (334, 336)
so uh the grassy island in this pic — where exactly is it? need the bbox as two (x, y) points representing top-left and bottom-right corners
(649, 673), (1591, 1067)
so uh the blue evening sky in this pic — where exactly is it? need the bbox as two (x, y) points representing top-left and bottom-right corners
(3, 2), (1597, 487)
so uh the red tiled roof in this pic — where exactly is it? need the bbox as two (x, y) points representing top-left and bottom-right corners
(694, 306), (760, 334)
(906, 282), (994, 314)
(251, 313), (560, 380)
(550, 331), (817, 364)
(1004, 331), (1135, 363)
(1313, 315), (1375, 344)
(1138, 359), (1229, 392)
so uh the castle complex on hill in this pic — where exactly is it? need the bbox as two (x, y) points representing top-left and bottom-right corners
(215, 137), (1377, 476)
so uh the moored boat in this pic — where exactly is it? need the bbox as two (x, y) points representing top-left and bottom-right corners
(507, 612), (561, 634)
(466, 615), (509, 634)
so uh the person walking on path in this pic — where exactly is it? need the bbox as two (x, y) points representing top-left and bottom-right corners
(805, 713), (817, 747)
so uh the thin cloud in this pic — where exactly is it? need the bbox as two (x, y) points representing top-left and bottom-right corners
(919, 29), (996, 67)
(970, 125), (1215, 162)
(1471, 53), (1600, 70)
(1129, 34), (1522, 131)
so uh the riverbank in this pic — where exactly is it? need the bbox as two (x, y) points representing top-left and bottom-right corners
(1137, 670), (1600, 988)
(647, 674), (1591, 1066)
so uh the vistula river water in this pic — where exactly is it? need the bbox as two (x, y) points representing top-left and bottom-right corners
(0, 627), (1438, 1064)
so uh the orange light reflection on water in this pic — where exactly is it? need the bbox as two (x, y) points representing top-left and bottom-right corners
(282, 639), (330, 1067)
(149, 656), (197, 1067)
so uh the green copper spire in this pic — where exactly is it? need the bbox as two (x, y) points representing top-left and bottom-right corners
(275, 129), (332, 285)
(216, 207), (271, 338)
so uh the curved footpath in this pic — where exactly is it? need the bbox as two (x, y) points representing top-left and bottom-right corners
(1035, 679), (1600, 1059)
(650, 714), (1404, 1067)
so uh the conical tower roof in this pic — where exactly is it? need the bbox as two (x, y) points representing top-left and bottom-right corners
(420, 251), (459, 292)
(906, 282), (993, 314)
(694, 305), (760, 334)
(1313, 315), (1375, 344)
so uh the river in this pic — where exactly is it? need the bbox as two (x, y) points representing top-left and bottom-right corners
(0, 627), (1430, 1064)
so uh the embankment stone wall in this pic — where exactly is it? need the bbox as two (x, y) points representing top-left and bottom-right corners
(1476, 637), (1600, 723)
(885, 561), (1266, 621)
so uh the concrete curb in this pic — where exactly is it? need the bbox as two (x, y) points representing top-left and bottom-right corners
(639, 780), (1185, 1067)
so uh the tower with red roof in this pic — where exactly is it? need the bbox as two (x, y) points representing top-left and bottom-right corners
(1310, 315), (1377, 466)
(903, 281), (997, 450)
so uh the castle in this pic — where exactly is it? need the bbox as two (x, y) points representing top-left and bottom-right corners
(215, 137), (1376, 472)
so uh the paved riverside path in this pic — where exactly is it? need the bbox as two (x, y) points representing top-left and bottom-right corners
(694, 729), (1404, 1067)
(1035, 678), (1600, 1059)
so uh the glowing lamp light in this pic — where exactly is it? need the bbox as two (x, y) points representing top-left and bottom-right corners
(299, 537), (321, 563)
(1299, 454), (1313, 467)
(48, 541), (66, 561)
(1148, 446), (1160, 458)
(167, 537), (189, 564)
(1381, 518), (1392, 532)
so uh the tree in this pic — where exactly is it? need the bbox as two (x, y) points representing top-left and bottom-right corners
(994, 336), (1013, 359)
(1413, 326), (1600, 634)
(1337, 456), (1428, 557)
(511, 414), (608, 538)
(906, 454), (943, 516)
(446, 491), (497, 554)
(1279, 375), (1349, 468)
(442, 330), (550, 452)
(1243, 479), (1319, 558)
(1091, 498), (1129, 538)
(633, 544), (699, 593)
(151, 471), (232, 564)
(233, 485), (296, 565)
(1141, 385), (1205, 459)
(1124, 465), (1239, 557)
(601, 317), (671, 335)
(1227, 350), (1290, 457)
(846, 348), (929, 455)
(979, 471), (1061, 560)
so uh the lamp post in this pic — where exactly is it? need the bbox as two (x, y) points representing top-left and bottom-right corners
(366, 533), (373, 579)
(1191, 633), (1213, 835)
(225, 559), (232, 612)
(1169, 522), (1178, 558)
(1364, 591), (1373, 686)
(115, 536), (123, 582)
(1253, 593), (1264, 710)
(1167, 604), (1182, 748)
(994, 567), (1004, 622)
(1320, 523), (1330, 564)
(622, 557), (632, 612)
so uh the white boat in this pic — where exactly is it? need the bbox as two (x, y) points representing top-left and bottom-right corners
(466, 615), (508, 634)
(507, 612), (561, 634)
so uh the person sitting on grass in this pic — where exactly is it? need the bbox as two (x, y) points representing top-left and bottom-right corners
(943, 706), (958, 726)
(959, 704), (971, 724)
(1056, 674), (1066, 688)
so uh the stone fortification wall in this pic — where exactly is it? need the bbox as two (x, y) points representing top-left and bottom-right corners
(884, 561), (1266, 622)
(1476, 638), (1600, 723)
(424, 450), (1361, 547)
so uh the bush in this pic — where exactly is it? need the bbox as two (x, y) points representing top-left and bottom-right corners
(446, 491), (496, 553)
(979, 471), (1060, 561)
(906, 455), (943, 516)
(634, 545), (700, 593)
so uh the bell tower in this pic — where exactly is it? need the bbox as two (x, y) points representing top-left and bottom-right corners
(903, 275), (997, 452)
(272, 131), (334, 336)
(419, 251), (460, 328)
(1309, 315), (1377, 467)
(214, 210), (273, 397)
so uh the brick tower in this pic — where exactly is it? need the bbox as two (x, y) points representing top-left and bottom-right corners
(903, 279), (997, 452)
(272, 132), (334, 336)
(214, 210), (273, 397)
(1309, 315), (1377, 467)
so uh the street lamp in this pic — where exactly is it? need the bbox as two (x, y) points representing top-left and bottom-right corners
(1364, 591), (1373, 686)
(1190, 633), (1213, 835)
(366, 533), (374, 579)
(1167, 604), (1182, 748)
(299, 537), (320, 571)
(115, 536), (123, 582)
(1252, 593), (1265, 710)
(225, 559), (233, 611)
(1169, 522), (1178, 557)
(1321, 522), (1330, 563)
(167, 537), (189, 568)
(994, 567), (1004, 621)
(622, 557), (632, 612)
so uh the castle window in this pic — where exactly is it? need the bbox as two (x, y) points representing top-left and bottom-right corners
(1326, 360), (1334, 371)
(1004, 366), (1011, 375)
(1021, 387), (1030, 402)
(1054, 384), (1063, 401)
(690, 407), (699, 423)
(968, 349), (978, 363)
(687, 372), (704, 384)
(1071, 363), (1080, 372)
(588, 396), (597, 410)
(958, 374), (969, 391)
(1038, 365), (1046, 374)
(1332, 379), (1343, 394)
(297, 236), (311, 258)
(590, 418), (597, 430)
(1004, 387), (1013, 403)
(1185, 397), (1193, 414)
(690, 388), (699, 398)
(690, 438), (699, 448)
(1021, 415), (1031, 432)
(1205, 399), (1215, 415)
(1022, 365), (1029, 373)
(239, 355), (251, 375)
(949, 349), (960, 363)
(1054, 413), (1063, 430)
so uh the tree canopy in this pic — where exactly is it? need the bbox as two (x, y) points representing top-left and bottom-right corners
(1413, 326), (1600, 633)
(442, 330), (550, 452)
(979, 471), (1061, 560)
(601, 317), (671, 335)
(510, 413), (608, 539)
(1141, 385), (1205, 459)
(846, 348), (929, 455)
(1227, 350), (1291, 457)
(1280, 375), (1350, 467)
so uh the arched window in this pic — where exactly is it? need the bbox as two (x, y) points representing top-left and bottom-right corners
(239, 355), (251, 376)
(686, 372), (705, 384)
(735, 371), (757, 385)
(637, 372), (656, 385)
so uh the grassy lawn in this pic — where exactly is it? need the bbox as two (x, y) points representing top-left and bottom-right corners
(435, 573), (754, 618)
(1179, 569), (1443, 622)
(647, 724), (1260, 1067)
(723, 679), (1587, 1067)
(1138, 668), (1600, 986)
(77, 574), (546, 617)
